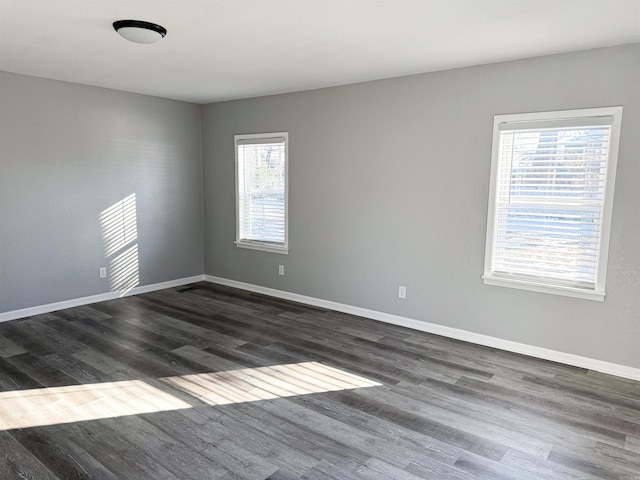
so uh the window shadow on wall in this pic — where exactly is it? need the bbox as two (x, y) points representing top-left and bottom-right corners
(100, 193), (139, 294)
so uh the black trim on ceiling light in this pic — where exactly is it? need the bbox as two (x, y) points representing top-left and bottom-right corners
(112, 20), (167, 42)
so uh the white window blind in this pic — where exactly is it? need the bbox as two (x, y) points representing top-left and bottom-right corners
(235, 133), (288, 253)
(484, 107), (622, 300)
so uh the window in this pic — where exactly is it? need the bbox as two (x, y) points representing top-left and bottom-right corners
(235, 132), (288, 254)
(483, 107), (623, 301)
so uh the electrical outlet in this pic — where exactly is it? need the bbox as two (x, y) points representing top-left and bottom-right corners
(398, 285), (406, 299)
(99, 267), (107, 279)
(278, 265), (285, 276)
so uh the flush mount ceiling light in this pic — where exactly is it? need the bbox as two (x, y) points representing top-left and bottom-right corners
(113, 20), (167, 44)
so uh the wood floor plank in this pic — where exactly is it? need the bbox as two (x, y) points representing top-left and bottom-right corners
(0, 356), (45, 391)
(499, 448), (601, 480)
(452, 452), (543, 480)
(369, 384), (554, 459)
(456, 375), (634, 445)
(57, 419), (185, 480)
(327, 388), (510, 461)
(0, 334), (27, 359)
(0, 430), (61, 480)
(291, 391), (462, 466)
(4, 352), (79, 388)
(0, 281), (638, 479)
(10, 428), (96, 480)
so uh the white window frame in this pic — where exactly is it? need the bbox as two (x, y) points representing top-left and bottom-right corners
(483, 107), (623, 301)
(234, 132), (289, 254)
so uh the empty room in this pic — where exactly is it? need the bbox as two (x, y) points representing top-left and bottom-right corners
(1, 1), (639, 479)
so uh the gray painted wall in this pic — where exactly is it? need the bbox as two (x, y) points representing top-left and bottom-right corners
(1, 45), (638, 370)
(202, 44), (640, 369)
(0, 72), (204, 312)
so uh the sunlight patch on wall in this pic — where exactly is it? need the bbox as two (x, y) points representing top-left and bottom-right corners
(0, 380), (190, 431)
(100, 193), (139, 294)
(100, 193), (137, 256)
(161, 361), (381, 406)
(109, 244), (139, 292)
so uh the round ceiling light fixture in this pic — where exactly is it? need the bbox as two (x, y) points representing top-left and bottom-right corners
(113, 20), (167, 44)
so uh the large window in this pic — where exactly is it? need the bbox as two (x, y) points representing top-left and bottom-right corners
(235, 132), (288, 254)
(483, 107), (622, 300)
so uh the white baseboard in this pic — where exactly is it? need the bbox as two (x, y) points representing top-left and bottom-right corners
(0, 275), (206, 323)
(204, 275), (640, 382)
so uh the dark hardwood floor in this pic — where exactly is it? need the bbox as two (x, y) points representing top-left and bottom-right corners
(1, 282), (639, 479)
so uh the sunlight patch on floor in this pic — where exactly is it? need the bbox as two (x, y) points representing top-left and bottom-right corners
(161, 361), (381, 406)
(0, 380), (190, 431)
(0, 362), (380, 431)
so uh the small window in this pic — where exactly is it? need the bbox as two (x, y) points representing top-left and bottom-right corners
(235, 132), (288, 254)
(483, 107), (623, 301)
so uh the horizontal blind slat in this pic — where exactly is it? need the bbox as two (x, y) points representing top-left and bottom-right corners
(498, 116), (613, 130)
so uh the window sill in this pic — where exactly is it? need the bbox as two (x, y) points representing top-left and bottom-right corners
(482, 275), (605, 301)
(235, 241), (288, 255)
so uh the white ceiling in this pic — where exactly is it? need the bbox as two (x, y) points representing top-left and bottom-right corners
(1, 0), (639, 104)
